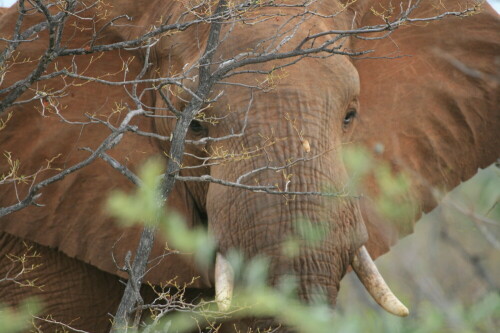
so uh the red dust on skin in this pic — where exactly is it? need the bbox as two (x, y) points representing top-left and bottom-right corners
(0, 1), (498, 332)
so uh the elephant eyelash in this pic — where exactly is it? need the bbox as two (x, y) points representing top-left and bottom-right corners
(343, 110), (357, 126)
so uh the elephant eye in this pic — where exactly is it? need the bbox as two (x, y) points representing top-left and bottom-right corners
(343, 109), (357, 127)
(189, 120), (205, 133)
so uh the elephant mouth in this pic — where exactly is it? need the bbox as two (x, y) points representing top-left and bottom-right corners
(214, 246), (409, 317)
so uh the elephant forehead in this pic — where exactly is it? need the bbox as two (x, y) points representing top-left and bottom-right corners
(288, 56), (360, 98)
(216, 56), (359, 114)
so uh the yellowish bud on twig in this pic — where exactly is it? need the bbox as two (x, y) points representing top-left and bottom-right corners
(302, 139), (310, 153)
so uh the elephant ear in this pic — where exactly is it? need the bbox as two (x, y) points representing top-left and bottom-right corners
(350, 1), (500, 259)
(0, 6), (208, 287)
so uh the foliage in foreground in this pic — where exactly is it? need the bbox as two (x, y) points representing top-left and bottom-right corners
(0, 300), (39, 333)
(0, 160), (500, 333)
(1, 159), (497, 332)
(106, 159), (499, 332)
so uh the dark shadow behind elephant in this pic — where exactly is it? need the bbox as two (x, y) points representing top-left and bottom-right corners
(0, 0), (499, 332)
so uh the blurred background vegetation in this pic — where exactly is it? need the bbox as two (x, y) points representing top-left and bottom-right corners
(337, 165), (500, 332)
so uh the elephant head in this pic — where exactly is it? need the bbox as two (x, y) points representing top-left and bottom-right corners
(0, 0), (498, 331)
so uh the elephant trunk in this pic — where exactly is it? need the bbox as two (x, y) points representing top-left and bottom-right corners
(206, 93), (407, 317)
(209, 181), (364, 307)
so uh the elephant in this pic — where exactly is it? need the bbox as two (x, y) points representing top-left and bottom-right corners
(0, 0), (499, 332)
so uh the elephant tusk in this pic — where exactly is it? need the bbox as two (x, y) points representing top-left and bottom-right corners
(215, 252), (234, 311)
(352, 246), (409, 317)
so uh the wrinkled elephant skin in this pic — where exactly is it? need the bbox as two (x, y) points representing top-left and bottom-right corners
(0, 1), (499, 332)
